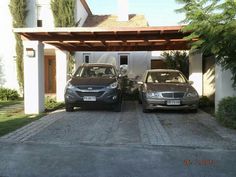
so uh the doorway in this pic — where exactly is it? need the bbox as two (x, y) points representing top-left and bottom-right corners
(44, 56), (56, 93)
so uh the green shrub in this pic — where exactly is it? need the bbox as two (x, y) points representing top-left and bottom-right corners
(199, 96), (213, 108)
(120, 76), (139, 100)
(45, 96), (64, 112)
(0, 87), (20, 101)
(216, 97), (236, 129)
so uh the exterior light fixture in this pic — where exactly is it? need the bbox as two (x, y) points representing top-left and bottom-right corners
(26, 48), (35, 57)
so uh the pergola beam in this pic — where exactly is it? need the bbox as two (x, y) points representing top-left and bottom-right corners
(15, 26), (192, 51)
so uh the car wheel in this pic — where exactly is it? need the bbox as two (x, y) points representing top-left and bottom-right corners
(142, 103), (149, 113)
(138, 98), (142, 104)
(65, 103), (74, 112)
(113, 102), (122, 112)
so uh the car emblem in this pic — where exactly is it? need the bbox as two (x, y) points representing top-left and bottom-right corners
(88, 87), (93, 90)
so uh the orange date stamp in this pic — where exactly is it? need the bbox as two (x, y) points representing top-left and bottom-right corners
(184, 159), (216, 166)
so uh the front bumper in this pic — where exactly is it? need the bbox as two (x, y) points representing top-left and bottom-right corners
(143, 97), (199, 110)
(64, 87), (121, 106)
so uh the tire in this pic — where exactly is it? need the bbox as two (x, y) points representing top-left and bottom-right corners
(138, 98), (142, 104)
(65, 103), (74, 112)
(142, 102), (149, 113)
(143, 108), (150, 113)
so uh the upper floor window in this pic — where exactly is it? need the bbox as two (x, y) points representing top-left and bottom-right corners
(83, 54), (90, 63)
(119, 54), (129, 65)
(37, 5), (43, 27)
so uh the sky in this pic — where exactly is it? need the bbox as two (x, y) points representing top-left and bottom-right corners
(86, 0), (186, 26)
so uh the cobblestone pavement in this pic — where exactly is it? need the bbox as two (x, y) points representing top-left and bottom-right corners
(1, 101), (236, 149)
(1, 101), (236, 177)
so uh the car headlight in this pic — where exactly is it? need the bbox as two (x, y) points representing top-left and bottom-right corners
(66, 83), (75, 89)
(108, 81), (118, 89)
(146, 91), (162, 99)
(186, 91), (198, 97)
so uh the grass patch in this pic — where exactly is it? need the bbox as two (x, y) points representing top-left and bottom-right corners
(0, 100), (23, 108)
(0, 111), (46, 136)
(0, 97), (65, 137)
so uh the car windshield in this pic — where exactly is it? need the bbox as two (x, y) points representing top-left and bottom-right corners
(74, 66), (116, 78)
(146, 71), (187, 84)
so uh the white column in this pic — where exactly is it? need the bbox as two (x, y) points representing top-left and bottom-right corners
(215, 65), (236, 110)
(189, 52), (203, 96)
(23, 41), (44, 114)
(56, 50), (68, 102)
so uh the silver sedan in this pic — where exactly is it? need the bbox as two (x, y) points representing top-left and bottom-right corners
(138, 69), (199, 113)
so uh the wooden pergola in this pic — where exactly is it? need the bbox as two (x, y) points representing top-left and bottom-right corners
(15, 26), (192, 51)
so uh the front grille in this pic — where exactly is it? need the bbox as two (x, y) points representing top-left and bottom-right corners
(161, 92), (185, 98)
(162, 93), (173, 98)
(77, 86), (105, 90)
(174, 92), (185, 98)
(76, 91), (105, 97)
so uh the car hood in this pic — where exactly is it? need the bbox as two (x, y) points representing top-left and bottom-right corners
(146, 83), (196, 92)
(69, 77), (116, 86)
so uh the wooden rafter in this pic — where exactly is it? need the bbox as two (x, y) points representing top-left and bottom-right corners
(15, 26), (192, 51)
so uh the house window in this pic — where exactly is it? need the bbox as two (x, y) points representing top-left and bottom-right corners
(37, 5), (43, 27)
(119, 54), (128, 65)
(83, 54), (90, 63)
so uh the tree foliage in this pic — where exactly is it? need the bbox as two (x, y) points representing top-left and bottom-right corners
(51, 0), (76, 27)
(176, 0), (236, 86)
(51, 0), (76, 75)
(161, 51), (189, 77)
(9, 0), (27, 93)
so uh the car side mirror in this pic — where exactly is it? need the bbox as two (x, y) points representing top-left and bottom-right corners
(137, 81), (144, 85)
(189, 81), (194, 85)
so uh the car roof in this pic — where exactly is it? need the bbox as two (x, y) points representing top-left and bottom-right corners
(147, 69), (180, 72)
(82, 63), (115, 67)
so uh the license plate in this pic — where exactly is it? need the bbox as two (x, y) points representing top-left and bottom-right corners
(166, 100), (181, 105)
(83, 96), (96, 101)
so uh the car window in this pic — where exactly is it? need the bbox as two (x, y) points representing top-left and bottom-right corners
(74, 66), (116, 78)
(146, 71), (187, 84)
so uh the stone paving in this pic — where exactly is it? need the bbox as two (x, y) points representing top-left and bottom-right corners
(0, 110), (65, 143)
(1, 101), (236, 177)
(1, 101), (236, 149)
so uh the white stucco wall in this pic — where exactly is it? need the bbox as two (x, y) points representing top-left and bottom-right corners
(75, 51), (151, 78)
(0, 0), (18, 90)
(189, 53), (203, 96)
(75, 0), (89, 26)
(35, 0), (54, 28)
(203, 56), (215, 101)
(56, 50), (68, 102)
(25, 0), (55, 28)
(23, 41), (45, 114)
(25, 0), (37, 27)
(215, 65), (236, 109)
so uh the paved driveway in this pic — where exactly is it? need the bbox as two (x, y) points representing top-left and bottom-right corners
(0, 101), (236, 177)
(1, 101), (236, 148)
